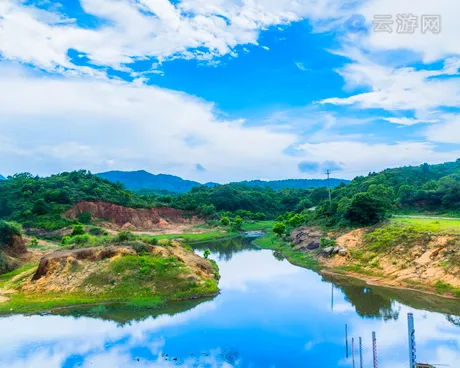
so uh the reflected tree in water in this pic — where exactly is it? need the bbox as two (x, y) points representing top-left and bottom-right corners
(324, 276), (400, 321)
(192, 237), (259, 261)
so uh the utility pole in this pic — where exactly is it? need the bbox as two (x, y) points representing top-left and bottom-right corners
(408, 313), (417, 368)
(326, 170), (332, 203)
(372, 331), (378, 368)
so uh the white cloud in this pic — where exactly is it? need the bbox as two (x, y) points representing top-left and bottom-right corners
(0, 0), (355, 76)
(0, 67), (299, 181)
(425, 114), (460, 143)
(321, 52), (460, 113)
(358, 0), (460, 62)
(383, 117), (439, 126)
(293, 140), (460, 175)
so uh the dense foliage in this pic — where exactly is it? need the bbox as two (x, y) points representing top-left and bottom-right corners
(310, 159), (460, 227)
(171, 184), (318, 219)
(0, 171), (159, 230)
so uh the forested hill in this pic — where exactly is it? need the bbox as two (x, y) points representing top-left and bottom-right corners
(0, 175), (5, 180)
(0, 171), (159, 230)
(312, 159), (460, 227)
(97, 170), (201, 193)
(98, 170), (348, 193)
(236, 178), (349, 190)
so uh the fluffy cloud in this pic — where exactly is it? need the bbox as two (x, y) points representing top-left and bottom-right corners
(0, 66), (298, 181)
(0, 0), (354, 75)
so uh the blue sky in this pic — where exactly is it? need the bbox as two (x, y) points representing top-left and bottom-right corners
(0, 0), (459, 182)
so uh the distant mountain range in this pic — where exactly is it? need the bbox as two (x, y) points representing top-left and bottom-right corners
(0, 174), (6, 180)
(97, 170), (201, 193)
(97, 170), (349, 193)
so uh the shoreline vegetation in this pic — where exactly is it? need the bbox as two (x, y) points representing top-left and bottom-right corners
(243, 219), (460, 301)
(3, 159), (460, 313)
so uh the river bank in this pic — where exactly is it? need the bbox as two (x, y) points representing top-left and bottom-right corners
(244, 219), (460, 300)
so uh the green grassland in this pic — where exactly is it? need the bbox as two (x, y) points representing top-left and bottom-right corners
(392, 216), (460, 234)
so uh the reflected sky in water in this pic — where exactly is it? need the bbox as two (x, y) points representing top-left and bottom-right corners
(1, 239), (459, 368)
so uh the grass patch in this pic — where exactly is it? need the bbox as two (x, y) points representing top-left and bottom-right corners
(434, 281), (454, 294)
(392, 217), (460, 234)
(0, 264), (37, 288)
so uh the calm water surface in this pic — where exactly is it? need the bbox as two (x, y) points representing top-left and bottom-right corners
(1, 237), (460, 368)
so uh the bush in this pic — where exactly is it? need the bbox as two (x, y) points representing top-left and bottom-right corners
(77, 211), (92, 224)
(114, 231), (135, 242)
(70, 234), (91, 245)
(150, 237), (159, 245)
(203, 249), (211, 259)
(231, 216), (243, 231)
(29, 237), (39, 247)
(61, 236), (71, 245)
(88, 227), (104, 236)
(130, 241), (152, 254)
(220, 217), (230, 226)
(0, 220), (22, 246)
(320, 237), (336, 248)
(71, 224), (85, 237)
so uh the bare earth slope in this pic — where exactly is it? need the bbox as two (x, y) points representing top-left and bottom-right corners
(315, 222), (460, 297)
(64, 201), (204, 231)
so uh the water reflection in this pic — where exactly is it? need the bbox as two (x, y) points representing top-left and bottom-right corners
(323, 275), (401, 321)
(0, 238), (460, 368)
(191, 236), (259, 261)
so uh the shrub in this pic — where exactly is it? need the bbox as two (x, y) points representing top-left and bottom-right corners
(0, 220), (22, 246)
(71, 224), (85, 237)
(61, 236), (71, 245)
(29, 237), (39, 247)
(77, 211), (92, 224)
(320, 237), (336, 248)
(231, 216), (243, 231)
(220, 217), (230, 226)
(203, 249), (211, 259)
(88, 227), (103, 236)
(130, 241), (152, 254)
(70, 234), (91, 245)
(114, 231), (135, 242)
(150, 237), (159, 245)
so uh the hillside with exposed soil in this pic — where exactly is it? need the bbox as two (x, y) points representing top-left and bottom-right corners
(64, 201), (204, 231)
(293, 219), (460, 298)
(0, 240), (219, 312)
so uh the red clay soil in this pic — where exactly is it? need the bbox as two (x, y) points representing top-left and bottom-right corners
(64, 201), (203, 231)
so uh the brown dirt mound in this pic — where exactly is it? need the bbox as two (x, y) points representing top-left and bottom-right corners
(24, 243), (217, 295)
(64, 201), (204, 231)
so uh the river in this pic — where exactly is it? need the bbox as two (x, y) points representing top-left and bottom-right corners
(0, 237), (459, 368)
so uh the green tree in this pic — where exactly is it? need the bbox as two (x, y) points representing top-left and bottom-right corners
(344, 193), (386, 226)
(273, 222), (286, 238)
(204, 249), (211, 259)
